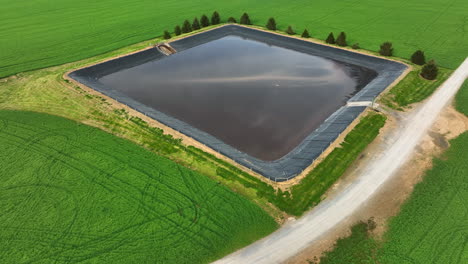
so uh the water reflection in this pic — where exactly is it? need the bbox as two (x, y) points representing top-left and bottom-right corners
(100, 36), (368, 161)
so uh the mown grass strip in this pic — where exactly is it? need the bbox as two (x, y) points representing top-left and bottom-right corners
(381, 68), (452, 110)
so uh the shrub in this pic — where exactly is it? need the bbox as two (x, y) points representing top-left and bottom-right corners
(192, 18), (201, 30)
(227, 17), (237, 23)
(352, 43), (360, 49)
(301, 29), (310, 38)
(266, 18), (276, 30)
(240, 13), (251, 25)
(336, 32), (347, 46)
(163, 30), (171, 40)
(286, 26), (295, 35)
(182, 20), (192, 33)
(211, 11), (221, 25)
(200, 14), (210, 27)
(411, 50), (426, 65)
(325, 32), (335, 44)
(379, 42), (393, 56)
(174, 25), (182, 36)
(421, 60), (438, 80)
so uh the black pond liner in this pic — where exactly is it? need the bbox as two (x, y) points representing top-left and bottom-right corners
(69, 25), (407, 182)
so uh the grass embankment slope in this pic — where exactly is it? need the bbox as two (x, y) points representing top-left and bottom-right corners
(1, 0), (467, 78)
(314, 79), (468, 264)
(381, 67), (452, 110)
(0, 110), (277, 263)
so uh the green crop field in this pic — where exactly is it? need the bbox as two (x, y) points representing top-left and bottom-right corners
(376, 134), (468, 263)
(0, 0), (467, 78)
(1, 1), (464, 262)
(0, 110), (277, 263)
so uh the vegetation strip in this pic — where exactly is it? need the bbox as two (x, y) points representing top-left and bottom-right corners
(381, 67), (452, 110)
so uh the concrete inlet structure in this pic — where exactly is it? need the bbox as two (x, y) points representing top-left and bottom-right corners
(69, 25), (407, 182)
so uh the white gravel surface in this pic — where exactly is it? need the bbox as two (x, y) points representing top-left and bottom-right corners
(213, 57), (468, 264)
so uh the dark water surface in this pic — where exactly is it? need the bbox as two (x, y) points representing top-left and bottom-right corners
(100, 36), (369, 161)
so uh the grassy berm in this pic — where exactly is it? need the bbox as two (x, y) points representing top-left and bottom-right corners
(0, 110), (277, 263)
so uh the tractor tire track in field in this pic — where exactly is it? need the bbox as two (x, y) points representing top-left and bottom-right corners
(0, 112), (277, 263)
(214, 58), (468, 264)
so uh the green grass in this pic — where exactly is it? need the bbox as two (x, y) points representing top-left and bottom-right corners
(454, 79), (468, 115)
(1, 0), (467, 78)
(0, 110), (278, 263)
(376, 133), (468, 264)
(381, 67), (452, 109)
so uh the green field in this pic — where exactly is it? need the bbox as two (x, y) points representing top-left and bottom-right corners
(377, 134), (468, 263)
(1, 0), (467, 78)
(0, 110), (278, 263)
(1, 1), (462, 261)
(314, 81), (468, 264)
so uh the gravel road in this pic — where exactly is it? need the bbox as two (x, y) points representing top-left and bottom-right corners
(213, 57), (468, 264)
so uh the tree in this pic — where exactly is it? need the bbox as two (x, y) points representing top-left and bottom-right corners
(421, 60), (438, 80)
(336, 32), (347, 46)
(379, 42), (393, 56)
(182, 20), (192, 33)
(325, 32), (335, 44)
(351, 43), (360, 49)
(301, 29), (310, 38)
(227, 17), (237, 23)
(266, 18), (276, 30)
(411, 50), (426, 65)
(200, 14), (210, 27)
(286, 26), (295, 35)
(211, 11), (220, 25)
(174, 25), (182, 36)
(163, 30), (171, 40)
(240, 13), (251, 25)
(192, 18), (201, 30)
